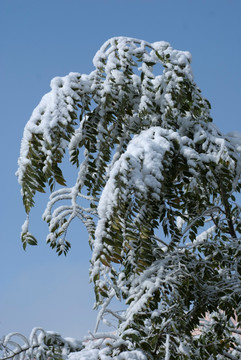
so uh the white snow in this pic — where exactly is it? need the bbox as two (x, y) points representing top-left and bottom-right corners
(14, 36), (241, 360)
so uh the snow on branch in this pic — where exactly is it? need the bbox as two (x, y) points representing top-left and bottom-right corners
(15, 37), (241, 359)
(0, 328), (83, 360)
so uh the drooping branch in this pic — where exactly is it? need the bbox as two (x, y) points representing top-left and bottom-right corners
(15, 37), (241, 359)
(0, 329), (83, 360)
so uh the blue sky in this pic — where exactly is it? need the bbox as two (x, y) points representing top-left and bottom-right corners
(0, 0), (241, 339)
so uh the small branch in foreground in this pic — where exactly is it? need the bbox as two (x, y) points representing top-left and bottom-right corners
(104, 309), (125, 322)
(88, 331), (117, 340)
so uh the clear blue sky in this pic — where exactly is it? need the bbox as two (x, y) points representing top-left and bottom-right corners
(0, 0), (241, 339)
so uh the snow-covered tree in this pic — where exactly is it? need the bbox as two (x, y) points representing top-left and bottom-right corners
(2, 37), (241, 359)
